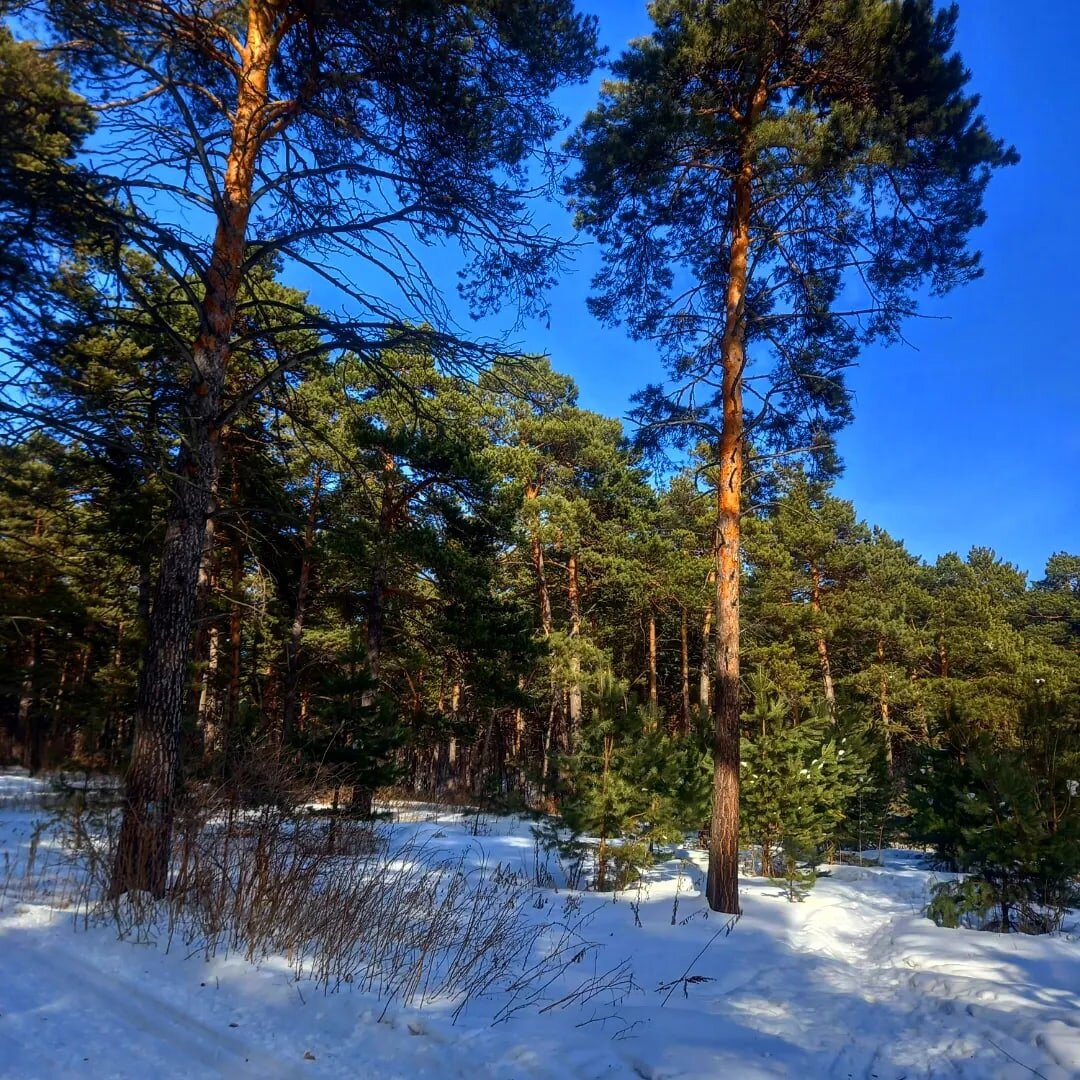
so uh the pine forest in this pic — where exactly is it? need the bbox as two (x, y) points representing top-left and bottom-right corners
(1, 3), (1078, 1076)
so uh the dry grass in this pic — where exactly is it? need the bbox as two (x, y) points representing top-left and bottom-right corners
(2, 765), (634, 1023)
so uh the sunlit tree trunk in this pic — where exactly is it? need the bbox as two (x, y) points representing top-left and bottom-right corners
(647, 613), (659, 712)
(706, 116), (761, 916)
(199, 621), (221, 757)
(448, 681), (461, 790)
(111, 8), (274, 898)
(809, 563), (836, 717)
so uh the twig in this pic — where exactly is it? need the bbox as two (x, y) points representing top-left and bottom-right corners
(987, 1039), (1049, 1080)
(660, 914), (740, 1006)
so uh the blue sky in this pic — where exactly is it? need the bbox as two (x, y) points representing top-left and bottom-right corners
(494, 0), (1077, 580)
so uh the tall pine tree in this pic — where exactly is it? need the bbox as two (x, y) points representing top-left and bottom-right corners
(568, 0), (1014, 911)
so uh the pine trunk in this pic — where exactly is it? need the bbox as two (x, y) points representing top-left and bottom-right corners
(110, 11), (273, 898)
(526, 485), (553, 638)
(19, 631), (39, 775)
(353, 458), (393, 811)
(525, 483), (560, 778)
(937, 632), (949, 679)
(199, 621), (221, 757)
(567, 551), (583, 738)
(362, 456), (395, 712)
(282, 468), (321, 745)
(680, 607), (691, 734)
(226, 537), (243, 755)
(648, 613), (658, 712)
(708, 426), (743, 914)
(188, 496), (219, 732)
(699, 583), (713, 712)
(706, 116), (760, 915)
(810, 563), (836, 717)
(104, 620), (126, 766)
(877, 638), (893, 775)
(448, 683), (461, 791)
(51, 654), (73, 764)
(111, 478), (217, 897)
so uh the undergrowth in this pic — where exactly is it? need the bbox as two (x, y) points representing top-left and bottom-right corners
(1, 770), (636, 1023)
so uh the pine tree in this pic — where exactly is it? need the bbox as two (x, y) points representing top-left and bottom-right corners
(744, 472), (870, 713)
(838, 528), (932, 775)
(23, 0), (600, 898)
(0, 25), (99, 306)
(568, 0), (1015, 913)
(739, 678), (868, 881)
(922, 548), (1043, 734)
(298, 633), (403, 819)
(560, 674), (709, 890)
(1026, 553), (1080, 659)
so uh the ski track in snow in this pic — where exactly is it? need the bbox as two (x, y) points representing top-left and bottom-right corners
(1, 776), (1078, 1080)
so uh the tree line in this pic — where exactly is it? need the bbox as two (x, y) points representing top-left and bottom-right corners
(4, 361), (1077, 886)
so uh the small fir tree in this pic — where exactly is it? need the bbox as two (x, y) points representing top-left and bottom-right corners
(560, 674), (709, 890)
(740, 679), (870, 881)
(298, 634), (405, 818)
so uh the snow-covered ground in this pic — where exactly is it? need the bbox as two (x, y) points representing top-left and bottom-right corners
(1, 771), (1078, 1079)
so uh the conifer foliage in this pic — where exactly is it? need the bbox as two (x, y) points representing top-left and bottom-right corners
(14, 0), (601, 898)
(912, 695), (1080, 933)
(559, 674), (709, 890)
(740, 679), (871, 880)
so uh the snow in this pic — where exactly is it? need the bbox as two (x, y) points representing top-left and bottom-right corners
(0, 770), (52, 807)
(2, 772), (1079, 1079)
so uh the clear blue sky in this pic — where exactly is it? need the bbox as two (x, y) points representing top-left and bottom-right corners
(497, 0), (1077, 580)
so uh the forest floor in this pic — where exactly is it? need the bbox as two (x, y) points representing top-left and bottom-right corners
(1, 770), (1079, 1079)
